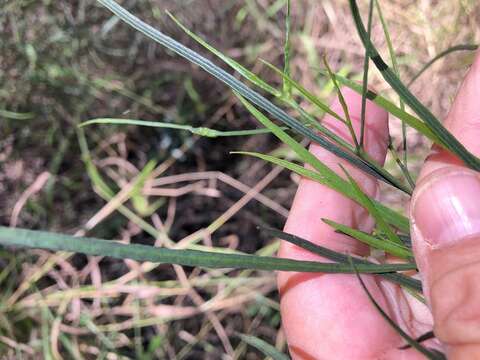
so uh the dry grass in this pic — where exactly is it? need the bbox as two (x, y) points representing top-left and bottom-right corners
(1, 0), (479, 358)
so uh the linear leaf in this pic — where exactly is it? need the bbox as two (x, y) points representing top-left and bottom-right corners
(233, 151), (409, 233)
(166, 11), (280, 96)
(261, 59), (345, 122)
(341, 165), (403, 245)
(0, 227), (416, 273)
(235, 94), (355, 190)
(359, 0), (374, 147)
(409, 44), (478, 86)
(375, 0), (410, 174)
(350, 260), (445, 360)
(96, 0), (400, 187)
(349, 0), (480, 171)
(282, 0), (292, 98)
(0, 109), (35, 120)
(79, 118), (279, 137)
(322, 219), (413, 259)
(318, 71), (440, 144)
(236, 95), (412, 219)
(323, 56), (360, 150)
(265, 227), (421, 292)
(238, 334), (290, 360)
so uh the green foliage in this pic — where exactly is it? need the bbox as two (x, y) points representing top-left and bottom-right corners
(80, 118), (279, 137)
(5, 0), (479, 356)
(0, 227), (416, 274)
(322, 219), (412, 259)
(350, 260), (446, 359)
(238, 333), (290, 360)
(349, 0), (480, 171)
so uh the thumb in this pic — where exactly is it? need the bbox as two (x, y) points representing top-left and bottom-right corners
(410, 50), (480, 359)
(411, 166), (480, 359)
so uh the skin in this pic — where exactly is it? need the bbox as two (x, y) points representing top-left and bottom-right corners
(278, 50), (480, 359)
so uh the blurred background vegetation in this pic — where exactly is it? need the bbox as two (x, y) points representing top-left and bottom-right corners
(1, 0), (479, 358)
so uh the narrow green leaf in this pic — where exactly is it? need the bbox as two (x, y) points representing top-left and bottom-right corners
(350, 259), (445, 360)
(79, 118), (278, 137)
(318, 71), (440, 144)
(282, 0), (292, 98)
(318, 64), (413, 194)
(96, 0), (400, 187)
(323, 56), (360, 150)
(261, 59), (345, 122)
(0, 109), (35, 120)
(168, 7), (356, 158)
(349, 0), (480, 171)
(235, 95), (411, 209)
(322, 219), (413, 259)
(235, 94), (354, 190)
(409, 44), (478, 87)
(0, 227), (416, 273)
(265, 227), (421, 292)
(375, 0), (410, 174)
(359, 0), (374, 147)
(238, 334), (290, 360)
(341, 165), (403, 245)
(166, 11), (280, 96)
(259, 60), (360, 151)
(233, 151), (409, 233)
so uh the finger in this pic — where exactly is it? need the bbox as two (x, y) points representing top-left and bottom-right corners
(411, 50), (480, 359)
(278, 88), (406, 359)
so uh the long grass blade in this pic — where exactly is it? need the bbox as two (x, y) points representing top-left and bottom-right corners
(359, 0), (374, 147)
(96, 0), (401, 187)
(323, 56), (360, 151)
(322, 219), (412, 259)
(235, 95), (357, 193)
(340, 165), (403, 245)
(234, 96), (410, 214)
(282, 0), (292, 98)
(0, 227), (416, 273)
(261, 62), (414, 191)
(350, 259), (445, 359)
(79, 118), (279, 137)
(409, 44), (478, 87)
(261, 59), (345, 122)
(166, 11), (280, 96)
(265, 227), (421, 292)
(233, 151), (409, 233)
(374, 0), (410, 173)
(0, 109), (35, 120)
(349, 0), (480, 171)
(317, 70), (440, 144)
(237, 334), (289, 360)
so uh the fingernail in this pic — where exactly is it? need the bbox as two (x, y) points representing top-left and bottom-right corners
(412, 167), (480, 247)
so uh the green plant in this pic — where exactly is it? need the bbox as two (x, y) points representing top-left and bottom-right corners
(2, 0), (478, 358)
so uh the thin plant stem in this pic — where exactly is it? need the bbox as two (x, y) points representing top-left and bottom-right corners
(323, 56), (361, 152)
(359, 0), (374, 147)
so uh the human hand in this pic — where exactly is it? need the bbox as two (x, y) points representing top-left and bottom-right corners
(278, 51), (480, 359)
